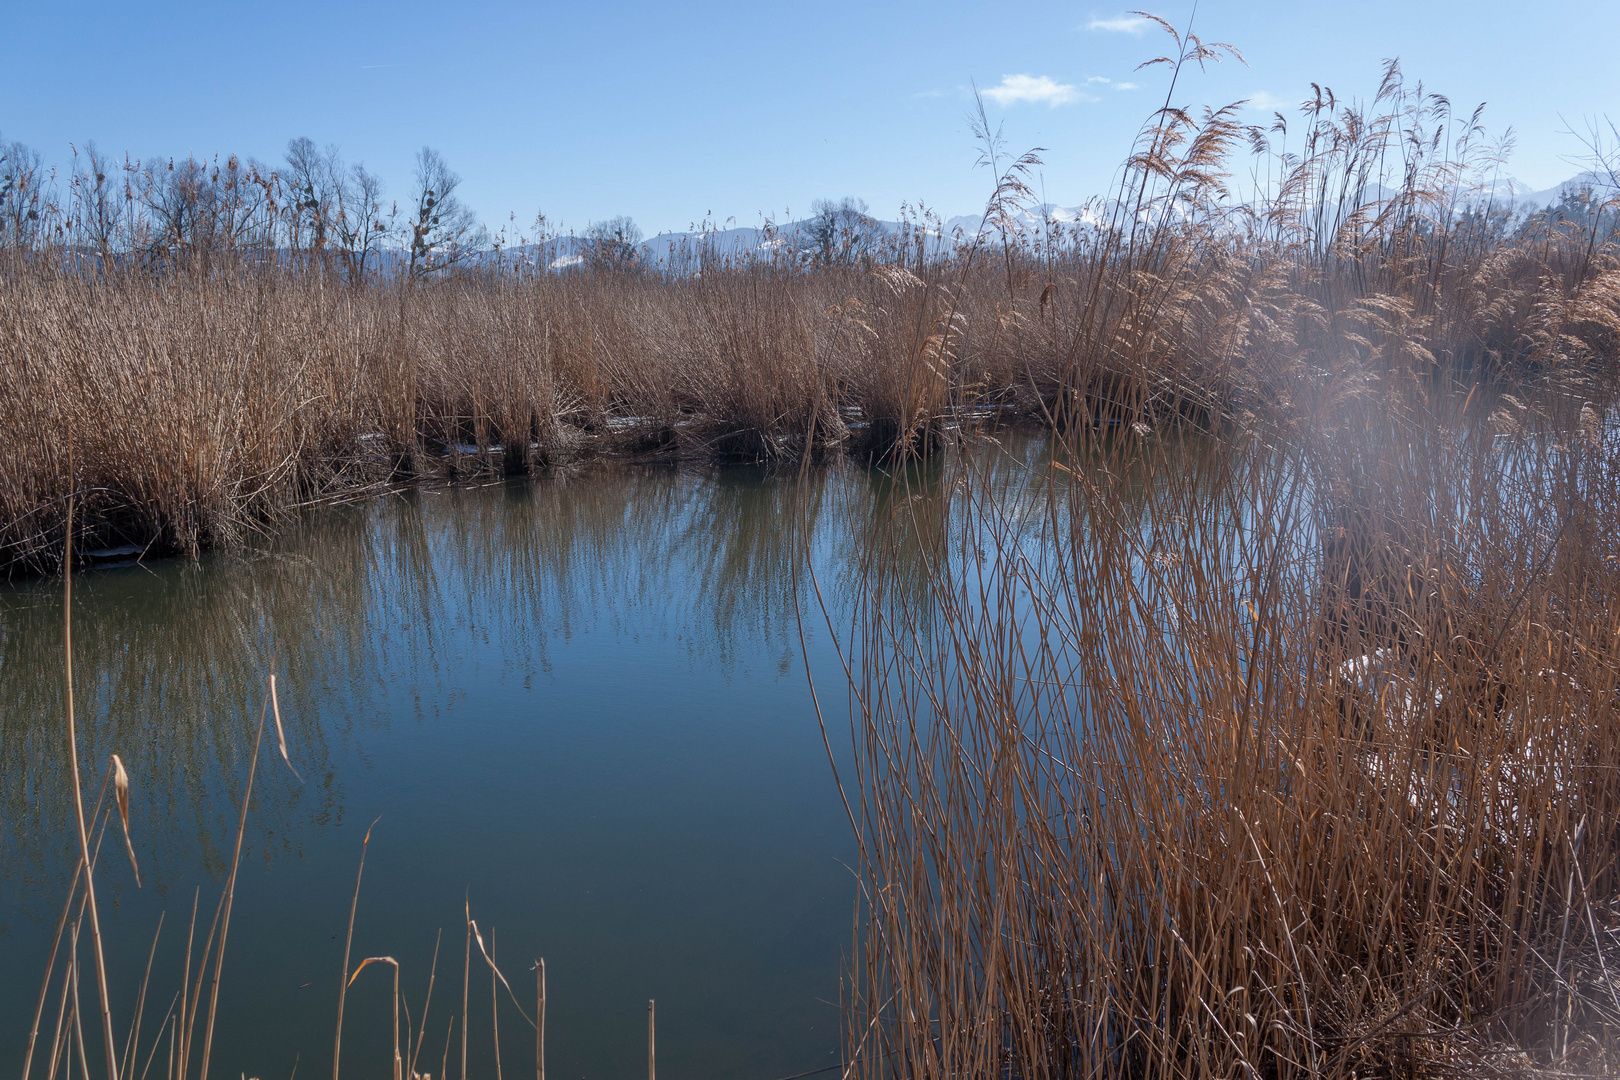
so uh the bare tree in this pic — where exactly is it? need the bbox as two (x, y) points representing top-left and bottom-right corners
(135, 154), (276, 268)
(332, 161), (391, 283)
(284, 136), (342, 269)
(281, 139), (393, 281)
(69, 141), (123, 264)
(1568, 116), (1620, 241)
(406, 147), (484, 279)
(804, 196), (881, 266)
(0, 135), (49, 250)
(136, 157), (204, 260)
(584, 215), (643, 270)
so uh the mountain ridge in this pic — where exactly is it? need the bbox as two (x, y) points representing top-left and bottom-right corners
(479, 170), (1613, 273)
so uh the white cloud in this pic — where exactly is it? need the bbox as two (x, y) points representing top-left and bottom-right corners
(1244, 91), (1291, 112)
(1114, 81), (1140, 91)
(911, 89), (945, 99)
(982, 74), (1089, 108)
(1086, 14), (1150, 34)
(1087, 75), (1112, 84)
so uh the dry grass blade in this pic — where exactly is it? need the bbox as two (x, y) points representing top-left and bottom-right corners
(333, 816), (381, 1080)
(109, 753), (141, 887)
(408, 928), (443, 1080)
(69, 929), (92, 1080)
(135, 994), (179, 1080)
(119, 911), (164, 1080)
(45, 928), (74, 1080)
(348, 956), (400, 989)
(461, 898), (470, 1080)
(269, 673), (303, 782)
(195, 663), (272, 1080)
(467, 918), (536, 1029)
(347, 957), (402, 1080)
(533, 959), (545, 1080)
(21, 768), (111, 1080)
(489, 930), (502, 1080)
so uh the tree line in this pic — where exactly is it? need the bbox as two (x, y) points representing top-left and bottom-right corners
(0, 130), (917, 280)
(0, 133), (507, 279)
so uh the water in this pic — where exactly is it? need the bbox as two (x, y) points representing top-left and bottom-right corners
(0, 456), (987, 1080)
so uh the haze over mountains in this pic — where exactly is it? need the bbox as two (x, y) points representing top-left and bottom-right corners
(493, 169), (1615, 274)
(1488, 170), (1617, 211)
(620, 171), (1614, 268)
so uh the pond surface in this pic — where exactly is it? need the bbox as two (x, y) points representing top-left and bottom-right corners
(0, 447), (1028, 1080)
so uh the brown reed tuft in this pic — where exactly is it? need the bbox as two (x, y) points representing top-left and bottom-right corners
(2, 56), (1616, 577)
(818, 381), (1620, 1078)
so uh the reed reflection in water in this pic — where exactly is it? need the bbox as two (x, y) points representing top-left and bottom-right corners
(0, 446), (1041, 1080)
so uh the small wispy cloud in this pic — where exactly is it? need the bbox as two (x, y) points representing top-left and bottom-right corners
(911, 89), (945, 99)
(1086, 14), (1150, 34)
(982, 74), (1089, 108)
(1114, 81), (1140, 91)
(1244, 90), (1291, 112)
(1086, 76), (1142, 91)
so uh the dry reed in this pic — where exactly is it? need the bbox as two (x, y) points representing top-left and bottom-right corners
(819, 380), (1620, 1077)
(2, 57), (1616, 577)
(11, 27), (1620, 1080)
(18, 540), (555, 1080)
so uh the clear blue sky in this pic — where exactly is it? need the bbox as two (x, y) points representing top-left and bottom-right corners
(4, 1), (1616, 237)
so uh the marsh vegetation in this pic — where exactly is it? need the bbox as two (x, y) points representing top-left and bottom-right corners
(6, 20), (1620, 1080)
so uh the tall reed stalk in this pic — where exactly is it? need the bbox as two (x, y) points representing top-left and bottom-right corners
(822, 384), (1620, 1077)
(59, 498), (120, 1080)
(3, 48), (1615, 577)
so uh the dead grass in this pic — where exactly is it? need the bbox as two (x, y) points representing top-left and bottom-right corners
(4, 58), (1620, 574)
(4, 54), (1617, 575)
(8, 42), (1620, 1079)
(819, 381), (1620, 1078)
(22, 642), (551, 1080)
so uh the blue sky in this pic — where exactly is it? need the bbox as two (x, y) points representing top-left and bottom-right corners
(4, 0), (1617, 237)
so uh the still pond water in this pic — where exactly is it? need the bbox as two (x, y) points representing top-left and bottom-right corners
(0, 446), (1042, 1080)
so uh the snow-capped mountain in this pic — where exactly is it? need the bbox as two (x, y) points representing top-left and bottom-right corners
(1489, 170), (1618, 211)
(479, 172), (1611, 275)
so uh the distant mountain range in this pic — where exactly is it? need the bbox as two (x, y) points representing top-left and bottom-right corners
(1485, 170), (1618, 211)
(487, 171), (1613, 274)
(495, 203), (1106, 273)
